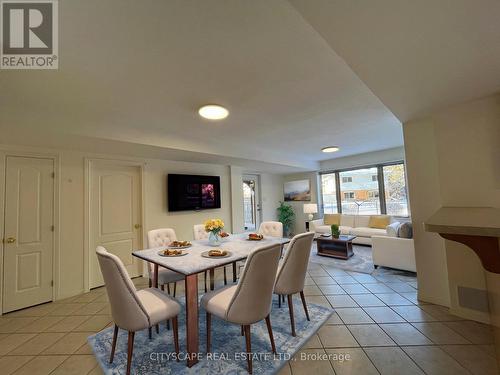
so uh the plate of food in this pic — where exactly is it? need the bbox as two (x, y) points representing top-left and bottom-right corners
(158, 249), (188, 257)
(168, 240), (192, 249)
(201, 249), (232, 258)
(247, 233), (264, 241)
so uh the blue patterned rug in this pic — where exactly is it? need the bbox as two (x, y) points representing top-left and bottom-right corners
(88, 296), (332, 374)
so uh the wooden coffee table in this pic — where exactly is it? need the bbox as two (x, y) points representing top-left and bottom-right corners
(316, 235), (356, 260)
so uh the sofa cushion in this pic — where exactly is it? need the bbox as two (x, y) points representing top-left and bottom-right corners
(386, 222), (401, 238)
(340, 215), (355, 228)
(369, 215), (391, 229)
(350, 227), (387, 238)
(324, 214), (341, 226)
(399, 222), (413, 239)
(354, 215), (370, 227)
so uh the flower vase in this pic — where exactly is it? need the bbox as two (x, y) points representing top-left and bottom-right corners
(208, 231), (221, 246)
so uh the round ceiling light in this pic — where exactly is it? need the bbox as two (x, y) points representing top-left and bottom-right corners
(198, 104), (229, 120)
(321, 146), (340, 153)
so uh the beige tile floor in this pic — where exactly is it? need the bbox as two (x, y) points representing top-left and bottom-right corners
(0, 261), (497, 375)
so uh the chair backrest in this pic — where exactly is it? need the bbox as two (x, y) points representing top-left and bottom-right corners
(146, 228), (177, 278)
(96, 246), (150, 331)
(258, 221), (283, 238)
(193, 224), (208, 240)
(274, 232), (315, 295)
(226, 243), (281, 325)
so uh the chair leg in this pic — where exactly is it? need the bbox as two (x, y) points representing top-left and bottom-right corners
(160, 284), (164, 291)
(244, 325), (252, 374)
(206, 312), (212, 353)
(156, 324), (159, 334)
(241, 325), (244, 336)
(265, 315), (277, 354)
(300, 291), (310, 321)
(232, 262), (237, 282)
(223, 267), (227, 285)
(204, 271), (208, 293)
(167, 283), (171, 295)
(109, 325), (119, 363)
(278, 294), (281, 308)
(166, 318), (170, 330)
(287, 294), (296, 336)
(173, 282), (177, 298)
(149, 278), (152, 288)
(172, 316), (180, 361)
(148, 326), (152, 339)
(126, 331), (135, 375)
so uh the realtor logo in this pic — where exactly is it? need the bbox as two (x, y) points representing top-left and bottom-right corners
(1, 0), (58, 69)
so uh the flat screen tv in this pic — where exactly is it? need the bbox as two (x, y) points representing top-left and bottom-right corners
(168, 174), (221, 211)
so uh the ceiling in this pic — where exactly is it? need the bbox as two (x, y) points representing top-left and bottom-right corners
(289, 0), (500, 122)
(0, 0), (402, 171)
(2, 1), (498, 172)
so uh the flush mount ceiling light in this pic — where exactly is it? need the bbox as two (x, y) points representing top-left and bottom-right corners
(198, 104), (229, 120)
(321, 146), (340, 153)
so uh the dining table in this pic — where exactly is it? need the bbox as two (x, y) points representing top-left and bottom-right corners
(132, 233), (291, 367)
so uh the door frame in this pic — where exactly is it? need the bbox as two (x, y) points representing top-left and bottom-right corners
(0, 149), (60, 315)
(84, 158), (146, 292)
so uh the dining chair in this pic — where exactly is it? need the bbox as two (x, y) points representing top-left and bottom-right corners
(274, 232), (315, 336)
(96, 246), (181, 375)
(258, 221), (283, 238)
(193, 224), (237, 287)
(201, 243), (281, 374)
(147, 228), (185, 297)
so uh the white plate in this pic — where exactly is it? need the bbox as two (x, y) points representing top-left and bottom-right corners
(201, 250), (232, 259)
(167, 244), (192, 249)
(158, 250), (188, 257)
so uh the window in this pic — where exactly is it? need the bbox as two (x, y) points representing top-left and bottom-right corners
(339, 167), (380, 214)
(343, 192), (354, 199)
(320, 161), (409, 217)
(383, 164), (409, 216)
(320, 173), (338, 213)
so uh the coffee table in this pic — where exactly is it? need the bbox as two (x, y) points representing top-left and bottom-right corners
(316, 235), (356, 260)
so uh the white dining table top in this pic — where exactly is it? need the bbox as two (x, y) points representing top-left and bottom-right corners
(132, 233), (290, 276)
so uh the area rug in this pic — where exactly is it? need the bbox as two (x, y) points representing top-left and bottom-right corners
(88, 296), (332, 374)
(309, 243), (375, 274)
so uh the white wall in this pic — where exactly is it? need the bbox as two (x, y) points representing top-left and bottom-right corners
(320, 147), (405, 171)
(260, 173), (285, 222)
(403, 93), (500, 322)
(0, 144), (284, 301)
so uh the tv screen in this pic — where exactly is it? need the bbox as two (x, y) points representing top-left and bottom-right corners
(168, 174), (221, 211)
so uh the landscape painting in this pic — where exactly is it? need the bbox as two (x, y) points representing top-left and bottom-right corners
(284, 179), (311, 201)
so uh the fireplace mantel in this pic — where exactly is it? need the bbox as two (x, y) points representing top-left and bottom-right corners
(425, 207), (500, 273)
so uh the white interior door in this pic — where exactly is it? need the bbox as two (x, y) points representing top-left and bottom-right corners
(3, 156), (54, 313)
(89, 161), (143, 289)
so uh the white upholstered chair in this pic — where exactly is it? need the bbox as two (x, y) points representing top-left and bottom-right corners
(274, 232), (315, 336)
(147, 229), (185, 297)
(258, 221), (283, 238)
(193, 224), (237, 287)
(201, 243), (281, 374)
(96, 246), (180, 375)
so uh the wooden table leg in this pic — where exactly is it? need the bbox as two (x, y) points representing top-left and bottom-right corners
(232, 262), (237, 282)
(210, 268), (215, 291)
(185, 274), (199, 367)
(153, 264), (159, 288)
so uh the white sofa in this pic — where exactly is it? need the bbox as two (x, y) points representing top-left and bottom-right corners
(372, 236), (416, 272)
(310, 215), (396, 245)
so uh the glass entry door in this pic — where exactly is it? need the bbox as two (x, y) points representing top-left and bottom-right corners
(243, 175), (261, 232)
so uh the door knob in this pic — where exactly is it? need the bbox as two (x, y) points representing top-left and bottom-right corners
(134, 224), (142, 229)
(6, 237), (16, 244)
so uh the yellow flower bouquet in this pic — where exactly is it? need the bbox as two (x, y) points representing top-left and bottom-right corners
(204, 218), (225, 246)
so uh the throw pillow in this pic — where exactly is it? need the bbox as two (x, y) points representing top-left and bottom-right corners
(386, 222), (401, 237)
(324, 214), (341, 226)
(368, 215), (391, 229)
(399, 222), (413, 238)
